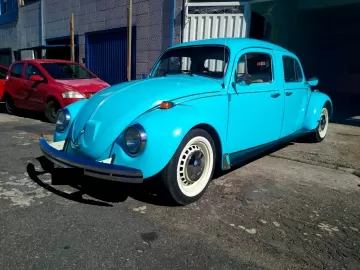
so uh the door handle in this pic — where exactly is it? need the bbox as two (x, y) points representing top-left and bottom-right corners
(270, 92), (280, 98)
(286, 91), (293, 96)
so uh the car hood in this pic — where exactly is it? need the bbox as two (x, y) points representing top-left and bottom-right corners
(55, 78), (110, 93)
(68, 75), (222, 159)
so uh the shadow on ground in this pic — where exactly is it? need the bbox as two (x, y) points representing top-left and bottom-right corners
(26, 156), (177, 207)
(27, 142), (293, 207)
(0, 103), (49, 123)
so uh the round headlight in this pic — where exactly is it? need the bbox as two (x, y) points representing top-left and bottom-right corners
(123, 124), (147, 156)
(55, 109), (70, 132)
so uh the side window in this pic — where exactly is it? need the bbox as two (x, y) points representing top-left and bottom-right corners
(25, 64), (43, 80)
(11, 63), (24, 78)
(283, 56), (303, 82)
(0, 67), (7, 79)
(294, 60), (303, 81)
(236, 53), (273, 84)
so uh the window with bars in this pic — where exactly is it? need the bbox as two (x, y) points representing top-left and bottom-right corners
(0, 0), (18, 24)
(188, 6), (244, 15)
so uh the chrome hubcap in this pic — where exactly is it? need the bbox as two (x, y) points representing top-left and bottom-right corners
(318, 108), (329, 138)
(179, 145), (207, 186)
(319, 115), (326, 131)
(185, 150), (205, 182)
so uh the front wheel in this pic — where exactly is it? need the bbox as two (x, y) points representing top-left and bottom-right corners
(160, 129), (216, 205)
(307, 106), (329, 143)
(45, 100), (60, 123)
(5, 95), (16, 115)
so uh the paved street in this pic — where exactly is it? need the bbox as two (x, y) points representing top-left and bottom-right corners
(0, 108), (360, 270)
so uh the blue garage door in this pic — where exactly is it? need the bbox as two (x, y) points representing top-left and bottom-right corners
(86, 27), (136, 85)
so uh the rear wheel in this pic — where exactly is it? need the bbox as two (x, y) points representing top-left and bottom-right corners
(45, 100), (60, 123)
(160, 129), (216, 205)
(307, 106), (329, 143)
(5, 95), (16, 115)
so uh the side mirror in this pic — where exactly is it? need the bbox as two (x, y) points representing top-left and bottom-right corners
(29, 75), (44, 82)
(237, 73), (252, 86)
(307, 77), (318, 87)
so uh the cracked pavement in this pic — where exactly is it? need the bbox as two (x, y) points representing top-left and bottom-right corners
(0, 110), (360, 270)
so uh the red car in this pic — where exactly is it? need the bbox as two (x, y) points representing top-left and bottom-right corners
(4, 59), (109, 122)
(0, 64), (9, 101)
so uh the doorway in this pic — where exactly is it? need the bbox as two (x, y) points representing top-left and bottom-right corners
(45, 36), (79, 62)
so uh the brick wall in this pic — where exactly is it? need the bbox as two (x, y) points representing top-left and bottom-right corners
(0, 2), (41, 54)
(0, 0), (174, 79)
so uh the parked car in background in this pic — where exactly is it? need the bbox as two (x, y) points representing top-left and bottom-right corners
(3, 59), (109, 122)
(0, 64), (9, 101)
(40, 38), (333, 205)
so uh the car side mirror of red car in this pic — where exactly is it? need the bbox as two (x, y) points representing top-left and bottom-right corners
(29, 75), (44, 82)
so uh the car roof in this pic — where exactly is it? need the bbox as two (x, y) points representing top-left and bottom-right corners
(12, 59), (77, 65)
(171, 38), (291, 53)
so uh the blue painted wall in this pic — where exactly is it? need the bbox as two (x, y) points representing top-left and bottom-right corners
(86, 27), (137, 85)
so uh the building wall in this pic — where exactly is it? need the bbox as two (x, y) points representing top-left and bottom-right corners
(252, 0), (360, 96)
(298, 0), (360, 9)
(0, 0), (173, 78)
(0, 2), (41, 58)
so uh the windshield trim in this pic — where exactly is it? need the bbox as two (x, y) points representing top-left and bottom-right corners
(149, 44), (231, 79)
(41, 62), (96, 80)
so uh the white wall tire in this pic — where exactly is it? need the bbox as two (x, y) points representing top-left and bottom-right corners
(318, 107), (329, 139)
(160, 129), (216, 205)
(176, 136), (214, 198)
(307, 106), (329, 143)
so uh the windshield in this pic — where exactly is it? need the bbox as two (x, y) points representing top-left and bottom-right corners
(151, 46), (229, 79)
(41, 63), (96, 80)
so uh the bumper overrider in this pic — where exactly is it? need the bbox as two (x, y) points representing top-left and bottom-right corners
(39, 136), (143, 183)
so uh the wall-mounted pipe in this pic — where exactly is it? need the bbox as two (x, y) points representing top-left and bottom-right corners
(39, 0), (44, 46)
(169, 0), (175, 47)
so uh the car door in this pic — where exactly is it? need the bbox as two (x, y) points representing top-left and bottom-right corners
(227, 48), (285, 156)
(280, 55), (310, 138)
(22, 63), (48, 110)
(6, 63), (26, 107)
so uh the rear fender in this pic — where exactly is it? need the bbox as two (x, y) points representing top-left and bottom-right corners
(303, 91), (333, 131)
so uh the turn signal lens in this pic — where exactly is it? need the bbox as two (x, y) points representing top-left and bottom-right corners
(160, 101), (174, 109)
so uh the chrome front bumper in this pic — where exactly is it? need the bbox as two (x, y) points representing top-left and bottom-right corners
(39, 137), (143, 183)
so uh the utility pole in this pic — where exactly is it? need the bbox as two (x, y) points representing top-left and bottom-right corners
(127, 0), (132, 81)
(70, 13), (75, 62)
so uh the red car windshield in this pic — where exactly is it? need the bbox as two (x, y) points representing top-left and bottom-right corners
(41, 63), (96, 80)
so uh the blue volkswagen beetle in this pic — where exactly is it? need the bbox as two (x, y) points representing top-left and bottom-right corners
(39, 38), (332, 205)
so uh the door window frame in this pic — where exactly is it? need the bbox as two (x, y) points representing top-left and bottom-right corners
(282, 55), (305, 84)
(10, 62), (25, 79)
(24, 63), (45, 80)
(232, 48), (275, 87)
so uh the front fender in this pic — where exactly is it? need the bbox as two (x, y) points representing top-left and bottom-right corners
(303, 91), (333, 131)
(54, 99), (88, 142)
(109, 95), (228, 178)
